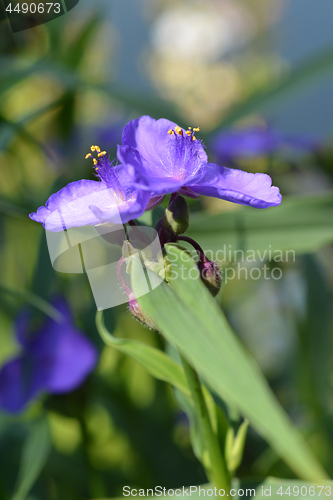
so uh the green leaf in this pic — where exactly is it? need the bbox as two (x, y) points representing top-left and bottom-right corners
(0, 98), (64, 153)
(226, 420), (249, 474)
(0, 198), (28, 219)
(0, 285), (63, 322)
(12, 418), (51, 500)
(255, 478), (333, 499)
(132, 245), (328, 481)
(187, 193), (333, 258)
(96, 311), (190, 397)
(297, 255), (332, 415)
(64, 15), (100, 69)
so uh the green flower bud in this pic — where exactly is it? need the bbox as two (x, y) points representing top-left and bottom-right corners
(162, 195), (189, 235)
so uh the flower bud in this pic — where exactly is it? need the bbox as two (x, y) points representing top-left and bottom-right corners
(122, 240), (138, 259)
(198, 256), (221, 296)
(162, 195), (189, 235)
(128, 299), (158, 331)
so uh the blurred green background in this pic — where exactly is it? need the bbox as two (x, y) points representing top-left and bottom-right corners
(1, 0), (333, 498)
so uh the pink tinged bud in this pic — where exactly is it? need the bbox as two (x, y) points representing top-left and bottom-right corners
(117, 256), (159, 331)
(128, 299), (158, 331)
(198, 256), (221, 297)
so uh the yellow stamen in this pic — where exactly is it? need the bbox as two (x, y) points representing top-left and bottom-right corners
(93, 158), (98, 165)
(186, 130), (191, 136)
(192, 136), (196, 141)
(95, 146), (101, 153)
(167, 129), (174, 135)
(90, 145), (96, 152)
(193, 127), (200, 132)
(98, 151), (107, 157)
(85, 153), (92, 159)
(175, 126), (183, 135)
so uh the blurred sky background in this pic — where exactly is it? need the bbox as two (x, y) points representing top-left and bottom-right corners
(72, 0), (333, 137)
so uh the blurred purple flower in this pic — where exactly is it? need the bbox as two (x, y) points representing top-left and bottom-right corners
(117, 116), (282, 208)
(0, 298), (98, 414)
(210, 126), (316, 164)
(30, 148), (151, 232)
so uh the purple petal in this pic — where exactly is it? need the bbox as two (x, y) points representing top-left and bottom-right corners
(31, 325), (98, 394)
(211, 127), (316, 163)
(121, 153), (205, 196)
(29, 178), (149, 231)
(30, 180), (110, 231)
(0, 356), (37, 413)
(0, 298), (98, 413)
(15, 310), (31, 347)
(28, 300), (98, 393)
(89, 188), (151, 224)
(122, 115), (179, 162)
(188, 163), (282, 208)
(120, 116), (207, 179)
(146, 195), (165, 210)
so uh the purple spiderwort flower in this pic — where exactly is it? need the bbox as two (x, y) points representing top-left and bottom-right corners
(210, 126), (316, 165)
(30, 147), (151, 232)
(0, 298), (98, 414)
(117, 116), (282, 208)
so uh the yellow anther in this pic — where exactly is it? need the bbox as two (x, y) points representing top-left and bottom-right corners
(95, 146), (101, 153)
(186, 130), (192, 136)
(193, 127), (200, 132)
(192, 136), (196, 141)
(167, 129), (174, 135)
(188, 127), (192, 130)
(98, 151), (107, 157)
(175, 126), (183, 135)
(93, 158), (98, 165)
(85, 153), (92, 159)
(90, 145), (96, 152)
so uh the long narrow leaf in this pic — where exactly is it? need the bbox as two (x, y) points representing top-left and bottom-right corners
(96, 311), (190, 397)
(12, 418), (51, 500)
(132, 246), (328, 481)
(0, 285), (63, 322)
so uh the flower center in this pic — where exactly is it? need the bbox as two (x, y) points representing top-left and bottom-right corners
(167, 125), (200, 141)
(85, 145), (126, 203)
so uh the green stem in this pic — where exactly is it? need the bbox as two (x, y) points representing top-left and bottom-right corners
(180, 354), (230, 492)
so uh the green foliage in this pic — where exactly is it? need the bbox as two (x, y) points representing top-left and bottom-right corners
(187, 193), (333, 257)
(1, 3), (333, 497)
(12, 418), (51, 500)
(132, 245), (328, 481)
(96, 311), (190, 397)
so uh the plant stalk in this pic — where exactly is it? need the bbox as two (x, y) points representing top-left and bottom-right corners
(180, 354), (230, 492)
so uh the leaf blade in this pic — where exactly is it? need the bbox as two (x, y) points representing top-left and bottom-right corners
(96, 311), (190, 397)
(132, 245), (328, 481)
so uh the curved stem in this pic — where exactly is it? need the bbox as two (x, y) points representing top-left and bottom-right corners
(180, 354), (230, 492)
(177, 235), (204, 258)
(128, 220), (151, 245)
